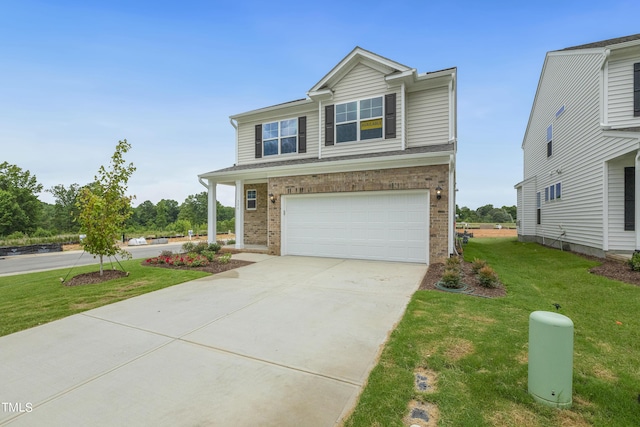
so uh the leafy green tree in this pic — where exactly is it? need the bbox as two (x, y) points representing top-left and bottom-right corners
(155, 199), (179, 230)
(133, 200), (156, 228)
(502, 205), (517, 221)
(76, 140), (136, 275)
(488, 208), (511, 223)
(179, 192), (208, 227)
(0, 162), (43, 236)
(475, 204), (494, 220)
(48, 183), (81, 232)
(217, 201), (234, 222)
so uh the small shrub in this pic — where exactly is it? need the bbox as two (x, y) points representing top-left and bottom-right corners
(441, 268), (461, 289)
(471, 258), (488, 274)
(201, 250), (216, 262)
(217, 252), (232, 264)
(629, 252), (640, 271)
(7, 231), (25, 240)
(445, 256), (461, 269)
(181, 241), (196, 253)
(192, 241), (209, 254)
(160, 250), (174, 257)
(208, 242), (222, 253)
(226, 239), (236, 245)
(478, 266), (499, 288)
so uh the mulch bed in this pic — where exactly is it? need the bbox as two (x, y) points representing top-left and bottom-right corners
(63, 258), (254, 287)
(420, 253), (640, 299)
(419, 260), (506, 298)
(64, 270), (129, 286)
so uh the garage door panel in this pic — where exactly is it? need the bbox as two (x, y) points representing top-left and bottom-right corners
(283, 191), (429, 263)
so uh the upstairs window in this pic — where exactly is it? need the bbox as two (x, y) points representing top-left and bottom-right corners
(263, 118), (298, 156)
(336, 96), (383, 143)
(547, 124), (553, 157)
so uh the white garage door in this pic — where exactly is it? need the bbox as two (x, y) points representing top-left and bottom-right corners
(282, 190), (429, 263)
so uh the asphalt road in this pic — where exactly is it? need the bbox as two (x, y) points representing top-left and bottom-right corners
(0, 243), (185, 277)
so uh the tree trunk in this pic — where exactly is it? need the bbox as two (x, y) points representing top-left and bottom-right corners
(99, 254), (104, 276)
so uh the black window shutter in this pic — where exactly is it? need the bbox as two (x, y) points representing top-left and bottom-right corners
(325, 105), (334, 146)
(298, 116), (306, 153)
(634, 63), (640, 117)
(625, 167), (635, 230)
(385, 93), (396, 139)
(255, 124), (262, 158)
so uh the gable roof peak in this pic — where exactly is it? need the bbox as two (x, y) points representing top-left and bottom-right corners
(308, 46), (412, 96)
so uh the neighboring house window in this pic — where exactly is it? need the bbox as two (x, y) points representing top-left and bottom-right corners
(625, 167), (635, 230)
(262, 118), (298, 156)
(246, 189), (257, 210)
(536, 192), (541, 225)
(555, 105), (565, 118)
(544, 183), (562, 202)
(335, 96), (383, 143)
(634, 63), (640, 117)
(546, 124), (553, 157)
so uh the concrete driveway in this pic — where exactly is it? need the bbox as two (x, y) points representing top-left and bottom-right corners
(0, 255), (426, 426)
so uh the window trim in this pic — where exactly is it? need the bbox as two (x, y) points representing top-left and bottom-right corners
(546, 124), (553, 157)
(334, 95), (384, 144)
(544, 182), (562, 203)
(246, 189), (257, 211)
(262, 118), (298, 157)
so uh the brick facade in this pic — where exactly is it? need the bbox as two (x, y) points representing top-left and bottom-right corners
(243, 183), (268, 245)
(254, 164), (450, 263)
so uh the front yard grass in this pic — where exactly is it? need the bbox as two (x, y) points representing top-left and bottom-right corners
(0, 260), (209, 337)
(344, 238), (640, 426)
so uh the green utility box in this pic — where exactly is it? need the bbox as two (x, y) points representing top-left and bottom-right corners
(528, 311), (573, 408)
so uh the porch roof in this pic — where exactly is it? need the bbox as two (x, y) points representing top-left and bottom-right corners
(199, 143), (454, 183)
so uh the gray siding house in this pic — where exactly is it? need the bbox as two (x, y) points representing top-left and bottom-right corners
(199, 47), (457, 264)
(516, 34), (640, 256)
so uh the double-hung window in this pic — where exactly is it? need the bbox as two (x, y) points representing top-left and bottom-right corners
(336, 96), (383, 143)
(246, 190), (257, 210)
(546, 124), (553, 157)
(263, 118), (297, 156)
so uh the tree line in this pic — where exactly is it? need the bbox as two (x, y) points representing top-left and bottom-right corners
(456, 204), (516, 224)
(0, 161), (234, 240)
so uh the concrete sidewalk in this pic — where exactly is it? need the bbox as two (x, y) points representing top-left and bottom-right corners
(0, 255), (426, 426)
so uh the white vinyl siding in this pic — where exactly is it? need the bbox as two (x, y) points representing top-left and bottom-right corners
(516, 177), (537, 237)
(607, 53), (640, 127)
(236, 108), (319, 165)
(323, 63), (401, 158)
(607, 154), (635, 250)
(406, 86), (449, 147)
(523, 52), (605, 250)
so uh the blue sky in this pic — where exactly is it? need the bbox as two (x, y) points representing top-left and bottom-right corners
(2, 1), (640, 209)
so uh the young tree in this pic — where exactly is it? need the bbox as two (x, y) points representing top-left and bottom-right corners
(76, 140), (136, 275)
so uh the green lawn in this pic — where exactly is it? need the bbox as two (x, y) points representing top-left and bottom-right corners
(0, 260), (209, 337)
(344, 238), (640, 427)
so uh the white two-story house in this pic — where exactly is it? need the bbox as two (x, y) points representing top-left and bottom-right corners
(516, 34), (640, 257)
(199, 47), (457, 264)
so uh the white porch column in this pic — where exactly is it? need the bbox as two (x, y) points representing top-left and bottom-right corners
(207, 181), (216, 244)
(235, 179), (245, 249)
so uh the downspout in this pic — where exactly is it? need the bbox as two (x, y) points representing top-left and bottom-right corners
(635, 150), (640, 250)
(230, 118), (238, 164)
(448, 154), (455, 257)
(600, 49), (611, 128)
(318, 99), (323, 159)
(401, 81), (406, 150)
